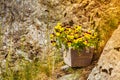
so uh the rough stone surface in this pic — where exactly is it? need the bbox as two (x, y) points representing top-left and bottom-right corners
(60, 65), (70, 71)
(88, 25), (120, 80)
(58, 73), (80, 80)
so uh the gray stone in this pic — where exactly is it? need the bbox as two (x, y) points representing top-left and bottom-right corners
(58, 73), (80, 80)
(60, 65), (70, 71)
(88, 25), (120, 80)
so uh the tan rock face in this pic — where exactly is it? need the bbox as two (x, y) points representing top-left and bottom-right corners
(88, 26), (120, 80)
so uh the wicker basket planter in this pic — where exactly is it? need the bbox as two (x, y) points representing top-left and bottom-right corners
(63, 47), (94, 67)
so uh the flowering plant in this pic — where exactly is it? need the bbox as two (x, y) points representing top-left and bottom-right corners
(50, 23), (97, 51)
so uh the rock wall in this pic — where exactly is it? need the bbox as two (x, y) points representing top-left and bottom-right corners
(88, 25), (120, 80)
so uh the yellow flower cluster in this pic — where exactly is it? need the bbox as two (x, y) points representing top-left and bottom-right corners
(50, 22), (97, 50)
(54, 23), (64, 33)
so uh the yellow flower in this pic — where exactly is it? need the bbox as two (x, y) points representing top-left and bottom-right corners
(75, 25), (81, 31)
(68, 28), (72, 32)
(54, 23), (65, 33)
(78, 38), (82, 42)
(65, 31), (69, 34)
(84, 33), (91, 39)
(74, 34), (79, 38)
(67, 35), (74, 40)
(51, 40), (56, 46)
(73, 39), (78, 43)
(70, 32), (74, 35)
(87, 43), (90, 47)
(50, 34), (54, 39)
(65, 27), (71, 31)
(83, 41), (87, 45)
(57, 22), (61, 26)
(59, 27), (65, 32)
(54, 23), (62, 30)
(55, 25), (61, 30)
(67, 42), (72, 47)
(52, 42), (56, 46)
(56, 32), (60, 36)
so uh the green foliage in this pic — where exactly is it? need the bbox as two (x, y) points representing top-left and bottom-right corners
(0, 44), (62, 80)
(1, 56), (57, 80)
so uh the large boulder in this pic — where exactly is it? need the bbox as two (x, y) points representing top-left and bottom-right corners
(88, 25), (120, 80)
